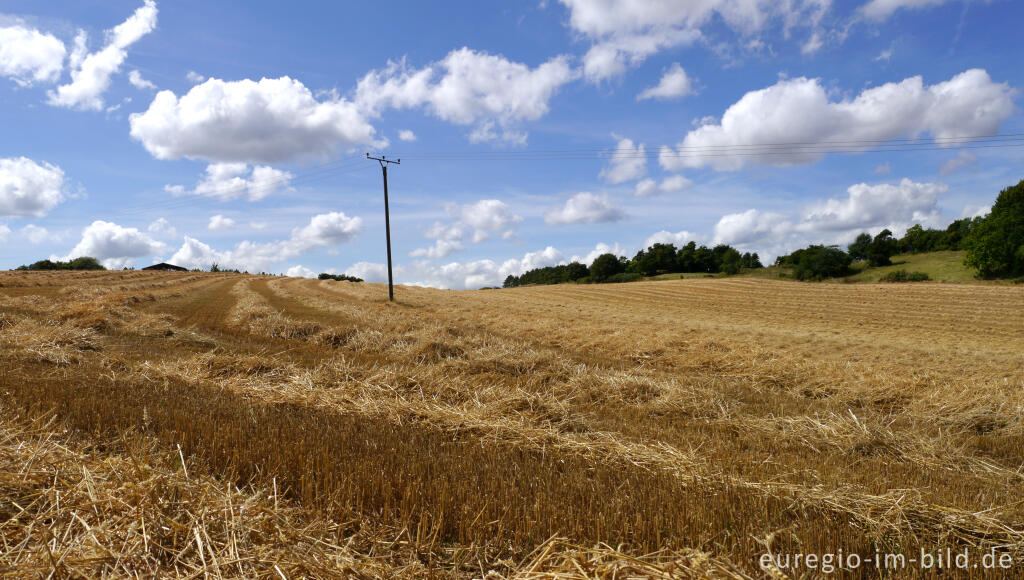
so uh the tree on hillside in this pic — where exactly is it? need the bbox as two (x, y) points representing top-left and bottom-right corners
(719, 247), (743, 275)
(965, 179), (1024, 278)
(867, 229), (898, 267)
(589, 253), (625, 282)
(848, 233), (872, 261)
(779, 245), (853, 281)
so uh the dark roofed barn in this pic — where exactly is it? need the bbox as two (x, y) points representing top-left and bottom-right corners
(142, 263), (188, 272)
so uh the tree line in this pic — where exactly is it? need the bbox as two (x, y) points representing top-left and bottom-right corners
(776, 178), (1024, 281)
(504, 242), (763, 287)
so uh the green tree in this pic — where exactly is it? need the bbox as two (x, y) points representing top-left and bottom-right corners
(848, 233), (872, 261)
(589, 253), (625, 282)
(867, 229), (897, 267)
(790, 245), (853, 281)
(965, 179), (1024, 278)
(720, 248), (743, 275)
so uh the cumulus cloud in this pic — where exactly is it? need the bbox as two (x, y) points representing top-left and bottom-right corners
(712, 178), (947, 258)
(634, 174), (692, 197)
(660, 69), (1016, 172)
(168, 212), (362, 271)
(0, 157), (65, 217)
(48, 1), (158, 110)
(643, 229), (704, 248)
(637, 63), (695, 101)
(570, 242), (628, 266)
(208, 214), (235, 230)
(939, 151), (978, 176)
(166, 163), (293, 201)
(355, 48), (577, 143)
(411, 199), (522, 258)
(286, 264), (317, 278)
(961, 203), (990, 218)
(558, 0), (830, 81)
(20, 224), (53, 244)
(60, 220), (168, 269)
(0, 23), (66, 86)
(349, 246), (569, 289)
(185, 70), (205, 84)
(130, 76), (383, 163)
(147, 217), (176, 237)
(128, 69), (156, 90)
(545, 192), (625, 225)
(398, 129), (417, 142)
(600, 136), (646, 184)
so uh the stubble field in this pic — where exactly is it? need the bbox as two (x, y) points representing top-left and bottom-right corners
(1, 270), (1023, 578)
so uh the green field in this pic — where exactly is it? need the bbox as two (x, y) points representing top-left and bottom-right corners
(839, 250), (985, 283)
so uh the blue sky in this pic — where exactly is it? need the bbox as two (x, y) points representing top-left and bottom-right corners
(0, 0), (1021, 287)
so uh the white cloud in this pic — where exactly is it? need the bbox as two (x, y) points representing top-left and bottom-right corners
(128, 69), (156, 90)
(801, 31), (824, 54)
(634, 174), (692, 197)
(559, 0), (830, 82)
(0, 23), (66, 86)
(169, 212), (362, 271)
(60, 220), (168, 269)
(643, 230), (704, 248)
(130, 76), (383, 163)
(0, 157), (65, 217)
(355, 48), (577, 143)
(47, 1), (158, 110)
(208, 214), (235, 230)
(712, 178), (947, 259)
(939, 151), (977, 176)
(859, 0), (963, 21)
(166, 163), (294, 201)
(873, 162), (892, 175)
(546, 192), (625, 225)
(637, 63), (695, 101)
(0, 224), (9, 243)
(660, 69), (1016, 172)
(875, 46), (895, 62)
(147, 217), (176, 237)
(454, 199), (523, 242)
(249, 221), (269, 230)
(961, 204), (990, 218)
(186, 70), (205, 84)
(412, 199), (522, 258)
(20, 224), (52, 244)
(570, 242), (628, 266)
(410, 239), (465, 259)
(286, 264), (317, 278)
(398, 129), (417, 142)
(600, 136), (646, 184)
(345, 261), (389, 283)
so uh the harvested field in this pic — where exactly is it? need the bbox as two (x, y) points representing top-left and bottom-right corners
(2, 270), (1023, 578)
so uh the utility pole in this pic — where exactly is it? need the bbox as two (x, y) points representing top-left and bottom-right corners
(367, 153), (400, 301)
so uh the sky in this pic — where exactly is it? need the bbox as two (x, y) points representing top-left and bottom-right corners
(0, 0), (1021, 288)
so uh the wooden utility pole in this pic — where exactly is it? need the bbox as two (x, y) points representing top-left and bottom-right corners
(367, 153), (400, 301)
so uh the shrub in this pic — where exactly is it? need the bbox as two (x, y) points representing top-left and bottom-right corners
(16, 257), (106, 271)
(604, 272), (642, 283)
(319, 273), (363, 282)
(878, 270), (931, 282)
(782, 245), (853, 281)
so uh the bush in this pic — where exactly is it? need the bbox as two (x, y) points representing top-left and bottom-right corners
(604, 272), (642, 283)
(16, 257), (106, 271)
(879, 269), (930, 282)
(782, 245), (852, 281)
(318, 273), (363, 282)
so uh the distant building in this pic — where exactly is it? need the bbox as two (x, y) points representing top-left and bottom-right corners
(142, 262), (188, 272)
